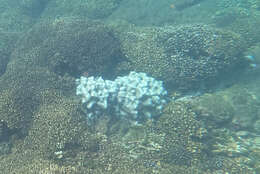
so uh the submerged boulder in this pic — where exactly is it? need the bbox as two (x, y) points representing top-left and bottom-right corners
(11, 17), (122, 78)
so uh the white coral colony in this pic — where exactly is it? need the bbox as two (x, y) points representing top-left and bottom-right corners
(76, 71), (167, 122)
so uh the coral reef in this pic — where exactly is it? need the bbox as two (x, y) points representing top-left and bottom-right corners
(117, 24), (246, 91)
(0, 67), (73, 136)
(0, 0), (259, 173)
(11, 17), (121, 78)
(214, 0), (260, 46)
(23, 90), (96, 159)
(189, 84), (260, 172)
(0, 0), (36, 31)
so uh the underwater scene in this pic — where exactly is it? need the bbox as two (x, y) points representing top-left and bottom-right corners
(1, 0), (260, 173)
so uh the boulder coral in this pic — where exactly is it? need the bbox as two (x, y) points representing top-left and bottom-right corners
(117, 24), (247, 91)
(11, 17), (122, 78)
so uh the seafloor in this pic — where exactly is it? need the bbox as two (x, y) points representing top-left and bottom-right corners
(0, 0), (260, 173)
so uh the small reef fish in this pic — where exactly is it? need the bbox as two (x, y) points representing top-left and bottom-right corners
(245, 55), (255, 61)
(249, 63), (257, 68)
(245, 55), (258, 69)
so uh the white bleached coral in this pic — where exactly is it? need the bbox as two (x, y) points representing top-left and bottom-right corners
(76, 71), (167, 121)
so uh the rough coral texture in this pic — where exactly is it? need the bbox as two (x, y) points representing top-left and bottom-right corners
(117, 24), (246, 91)
(76, 71), (167, 121)
(0, 1), (257, 172)
(11, 17), (121, 78)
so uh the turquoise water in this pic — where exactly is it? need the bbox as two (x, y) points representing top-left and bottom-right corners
(0, 0), (260, 173)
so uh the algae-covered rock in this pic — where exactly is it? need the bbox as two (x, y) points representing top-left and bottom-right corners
(191, 93), (235, 128)
(193, 85), (260, 130)
(214, 0), (260, 46)
(11, 17), (121, 78)
(0, 0), (37, 31)
(173, 0), (205, 10)
(0, 31), (20, 76)
(42, 0), (122, 19)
